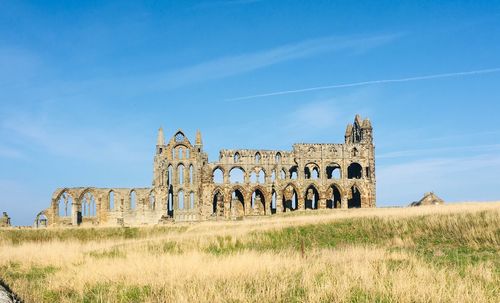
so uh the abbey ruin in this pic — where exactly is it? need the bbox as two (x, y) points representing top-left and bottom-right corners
(35, 115), (376, 227)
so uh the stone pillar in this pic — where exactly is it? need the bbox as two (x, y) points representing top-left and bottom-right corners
(276, 196), (283, 213)
(341, 194), (348, 209)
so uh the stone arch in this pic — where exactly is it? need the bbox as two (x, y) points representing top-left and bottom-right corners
(108, 190), (115, 211)
(167, 165), (173, 185)
(289, 166), (298, 180)
(56, 190), (73, 217)
(282, 183), (299, 212)
(351, 147), (359, 157)
(189, 165), (194, 184)
(271, 189), (277, 214)
(251, 187), (266, 215)
(177, 163), (185, 185)
(280, 168), (287, 180)
(190, 192), (195, 209)
(255, 152), (261, 164)
(327, 184), (342, 209)
(304, 184), (320, 209)
(81, 191), (96, 217)
(229, 166), (245, 183)
(178, 189), (185, 209)
(212, 166), (224, 184)
(167, 185), (174, 217)
(275, 152), (282, 164)
(129, 190), (137, 210)
(212, 187), (224, 216)
(304, 163), (320, 180)
(348, 185), (362, 208)
(230, 186), (246, 218)
(348, 162), (363, 179)
(326, 163), (342, 179)
(34, 211), (48, 228)
(234, 152), (240, 163)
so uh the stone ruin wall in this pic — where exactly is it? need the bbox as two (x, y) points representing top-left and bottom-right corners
(37, 115), (375, 227)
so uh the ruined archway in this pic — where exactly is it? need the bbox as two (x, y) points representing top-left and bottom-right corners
(212, 188), (224, 217)
(283, 184), (298, 212)
(251, 187), (266, 215)
(327, 184), (342, 209)
(57, 191), (73, 217)
(229, 167), (245, 183)
(326, 163), (341, 179)
(348, 186), (362, 208)
(230, 187), (245, 219)
(304, 185), (319, 209)
(348, 162), (362, 179)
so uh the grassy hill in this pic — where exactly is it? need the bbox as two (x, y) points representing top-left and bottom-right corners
(0, 202), (499, 302)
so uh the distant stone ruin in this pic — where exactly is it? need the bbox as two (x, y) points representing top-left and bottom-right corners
(0, 212), (11, 228)
(410, 192), (445, 206)
(38, 115), (376, 227)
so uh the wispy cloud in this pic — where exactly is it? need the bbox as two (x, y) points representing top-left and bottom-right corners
(148, 33), (402, 90)
(227, 67), (500, 101)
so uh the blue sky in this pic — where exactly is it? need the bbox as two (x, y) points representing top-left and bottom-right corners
(1, 0), (500, 225)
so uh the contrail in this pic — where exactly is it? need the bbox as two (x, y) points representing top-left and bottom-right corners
(226, 67), (500, 101)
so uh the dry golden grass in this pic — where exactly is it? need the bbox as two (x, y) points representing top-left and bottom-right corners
(1, 202), (499, 302)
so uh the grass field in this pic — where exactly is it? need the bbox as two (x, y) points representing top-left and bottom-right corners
(0, 202), (499, 302)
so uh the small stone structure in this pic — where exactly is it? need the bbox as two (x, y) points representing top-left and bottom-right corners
(0, 212), (11, 227)
(410, 192), (445, 206)
(38, 115), (376, 227)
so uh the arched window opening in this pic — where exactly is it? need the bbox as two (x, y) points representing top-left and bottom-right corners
(178, 147), (183, 159)
(178, 190), (185, 209)
(290, 166), (298, 180)
(283, 185), (298, 212)
(347, 163), (363, 179)
(81, 192), (96, 217)
(130, 190), (136, 210)
(168, 165), (173, 186)
(234, 152), (240, 163)
(311, 167), (319, 179)
(175, 132), (185, 142)
(250, 171), (257, 183)
(189, 165), (194, 184)
(275, 153), (282, 164)
(213, 168), (224, 184)
(231, 189), (245, 218)
(280, 169), (286, 180)
(271, 170), (276, 182)
(178, 164), (185, 185)
(190, 192), (195, 209)
(305, 186), (319, 210)
(257, 170), (265, 184)
(351, 148), (359, 157)
(212, 190), (224, 216)
(229, 167), (245, 183)
(348, 186), (362, 208)
(326, 164), (341, 179)
(186, 149), (190, 159)
(366, 167), (371, 179)
(108, 191), (115, 211)
(251, 189), (265, 215)
(327, 185), (342, 209)
(168, 189), (174, 217)
(58, 191), (73, 217)
(149, 192), (155, 210)
(271, 190), (277, 214)
(255, 152), (261, 164)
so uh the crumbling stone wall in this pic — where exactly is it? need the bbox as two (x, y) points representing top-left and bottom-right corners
(41, 115), (376, 227)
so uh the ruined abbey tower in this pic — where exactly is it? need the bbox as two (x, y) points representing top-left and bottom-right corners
(35, 115), (375, 227)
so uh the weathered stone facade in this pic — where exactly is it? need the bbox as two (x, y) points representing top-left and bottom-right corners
(0, 212), (11, 228)
(40, 115), (375, 227)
